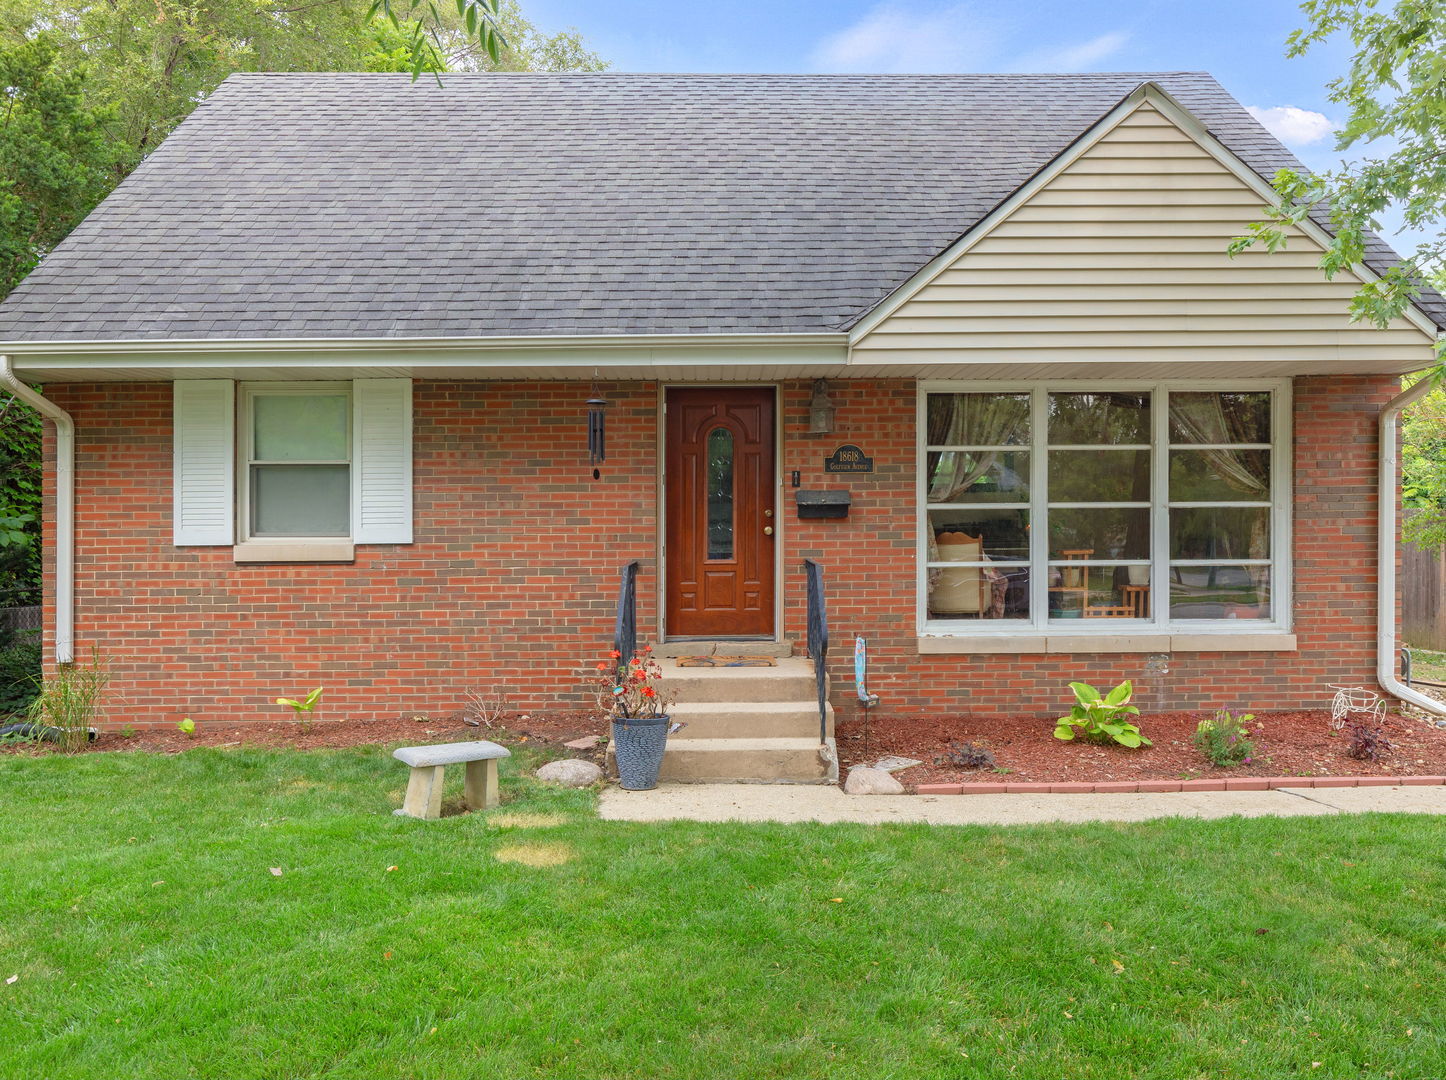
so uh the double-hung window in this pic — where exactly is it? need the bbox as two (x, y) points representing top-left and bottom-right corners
(242, 385), (352, 539)
(920, 382), (1288, 634)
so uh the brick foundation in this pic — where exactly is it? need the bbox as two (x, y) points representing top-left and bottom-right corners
(39, 374), (1397, 727)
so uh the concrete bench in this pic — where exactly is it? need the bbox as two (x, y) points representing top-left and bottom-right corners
(392, 741), (511, 819)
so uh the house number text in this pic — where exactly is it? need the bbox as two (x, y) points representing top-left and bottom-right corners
(824, 444), (874, 473)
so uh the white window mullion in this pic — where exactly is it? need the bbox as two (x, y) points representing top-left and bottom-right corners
(1152, 385), (1170, 629)
(916, 388), (929, 633)
(1030, 387), (1048, 632)
(1274, 383), (1292, 627)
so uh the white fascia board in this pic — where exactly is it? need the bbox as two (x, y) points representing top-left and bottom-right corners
(0, 331), (848, 356)
(848, 81), (1442, 345)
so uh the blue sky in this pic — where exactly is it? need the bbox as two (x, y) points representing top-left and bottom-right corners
(523, 0), (1355, 173)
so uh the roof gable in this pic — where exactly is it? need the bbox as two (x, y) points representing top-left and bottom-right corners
(849, 85), (1438, 371)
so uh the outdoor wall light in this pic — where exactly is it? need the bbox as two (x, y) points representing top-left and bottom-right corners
(808, 378), (837, 435)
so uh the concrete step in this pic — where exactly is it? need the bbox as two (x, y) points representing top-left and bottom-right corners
(653, 640), (794, 658)
(655, 736), (838, 784)
(653, 641), (798, 659)
(660, 656), (820, 704)
(669, 701), (834, 740)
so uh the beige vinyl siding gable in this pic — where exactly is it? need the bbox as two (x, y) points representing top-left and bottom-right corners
(853, 101), (1437, 372)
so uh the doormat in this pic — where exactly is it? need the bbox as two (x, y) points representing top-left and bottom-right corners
(675, 656), (777, 667)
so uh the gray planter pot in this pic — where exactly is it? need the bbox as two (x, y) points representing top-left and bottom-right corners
(611, 715), (670, 791)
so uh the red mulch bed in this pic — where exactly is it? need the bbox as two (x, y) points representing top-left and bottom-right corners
(837, 709), (1446, 788)
(0, 711), (609, 757)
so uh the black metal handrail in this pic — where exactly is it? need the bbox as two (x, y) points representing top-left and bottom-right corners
(804, 559), (828, 744)
(613, 561), (639, 663)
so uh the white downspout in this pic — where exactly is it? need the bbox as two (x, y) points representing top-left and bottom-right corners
(1379, 375), (1446, 715)
(0, 356), (73, 663)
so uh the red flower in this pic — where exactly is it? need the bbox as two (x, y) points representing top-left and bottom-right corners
(609, 650), (621, 659)
(595, 663), (607, 672)
(642, 686), (656, 697)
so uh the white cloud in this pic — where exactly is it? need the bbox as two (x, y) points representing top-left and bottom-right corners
(809, 2), (1127, 74)
(1246, 105), (1334, 147)
(1010, 31), (1130, 73)
(810, 3), (999, 73)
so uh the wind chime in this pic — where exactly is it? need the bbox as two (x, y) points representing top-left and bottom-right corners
(586, 376), (610, 480)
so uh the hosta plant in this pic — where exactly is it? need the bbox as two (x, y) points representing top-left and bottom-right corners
(1053, 680), (1151, 749)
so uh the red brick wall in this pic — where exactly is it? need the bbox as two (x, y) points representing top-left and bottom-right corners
(42, 381), (660, 726)
(39, 374), (1394, 726)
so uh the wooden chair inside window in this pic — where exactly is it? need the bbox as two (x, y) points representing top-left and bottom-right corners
(931, 532), (992, 616)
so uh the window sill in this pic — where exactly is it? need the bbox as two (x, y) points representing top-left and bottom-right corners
(917, 632), (1297, 655)
(233, 540), (355, 564)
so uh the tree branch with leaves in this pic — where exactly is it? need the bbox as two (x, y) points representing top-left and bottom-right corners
(1230, 0), (1446, 352)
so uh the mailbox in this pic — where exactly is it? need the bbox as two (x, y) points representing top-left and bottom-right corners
(795, 489), (851, 519)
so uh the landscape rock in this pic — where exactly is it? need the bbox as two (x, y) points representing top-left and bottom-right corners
(843, 767), (905, 795)
(563, 735), (602, 750)
(536, 759), (604, 787)
(871, 756), (923, 773)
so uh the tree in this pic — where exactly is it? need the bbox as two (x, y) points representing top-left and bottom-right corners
(13, 1), (497, 179)
(1230, 0), (1446, 345)
(0, 390), (41, 606)
(0, 34), (116, 297)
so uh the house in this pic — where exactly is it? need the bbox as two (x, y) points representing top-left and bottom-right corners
(1, 72), (1442, 755)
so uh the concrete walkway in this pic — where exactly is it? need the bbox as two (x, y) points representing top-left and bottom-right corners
(598, 782), (1446, 826)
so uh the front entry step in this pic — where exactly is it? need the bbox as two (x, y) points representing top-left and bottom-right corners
(653, 640), (794, 658)
(657, 737), (838, 784)
(668, 701), (834, 740)
(657, 656), (819, 703)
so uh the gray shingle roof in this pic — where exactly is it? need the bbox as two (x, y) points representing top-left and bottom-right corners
(0, 71), (1440, 342)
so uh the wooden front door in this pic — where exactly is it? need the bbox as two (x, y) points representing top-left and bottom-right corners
(665, 387), (775, 637)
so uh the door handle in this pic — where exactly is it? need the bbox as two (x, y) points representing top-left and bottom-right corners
(763, 526), (774, 536)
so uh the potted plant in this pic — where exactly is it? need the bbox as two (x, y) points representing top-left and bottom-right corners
(592, 646), (674, 790)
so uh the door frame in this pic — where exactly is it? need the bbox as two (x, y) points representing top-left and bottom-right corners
(657, 383), (783, 642)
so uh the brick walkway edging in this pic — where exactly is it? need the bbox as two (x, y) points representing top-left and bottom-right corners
(914, 775), (1446, 795)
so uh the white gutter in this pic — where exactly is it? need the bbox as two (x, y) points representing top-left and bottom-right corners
(0, 331), (850, 356)
(0, 356), (73, 663)
(1379, 375), (1446, 714)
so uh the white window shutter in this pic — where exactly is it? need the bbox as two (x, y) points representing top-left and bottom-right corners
(352, 378), (413, 544)
(173, 380), (236, 545)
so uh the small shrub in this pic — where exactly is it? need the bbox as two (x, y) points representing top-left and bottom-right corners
(177, 717), (195, 736)
(938, 740), (995, 770)
(0, 626), (41, 717)
(1192, 709), (1256, 767)
(1053, 680), (1151, 748)
(464, 688), (508, 728)
(26, 650), (109, 752)
(1346, 721), (1394, 762)
(119, 724), (137, 739)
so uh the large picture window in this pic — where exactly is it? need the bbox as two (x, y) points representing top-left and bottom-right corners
(920, 383), (1288, 633)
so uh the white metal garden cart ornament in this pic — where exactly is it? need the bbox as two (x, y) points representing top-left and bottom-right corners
(1327, 684), (1385, 729)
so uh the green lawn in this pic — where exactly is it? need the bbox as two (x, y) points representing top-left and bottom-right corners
(3, 747), (1444, 1079)
(1408, 647), (1446, 684)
